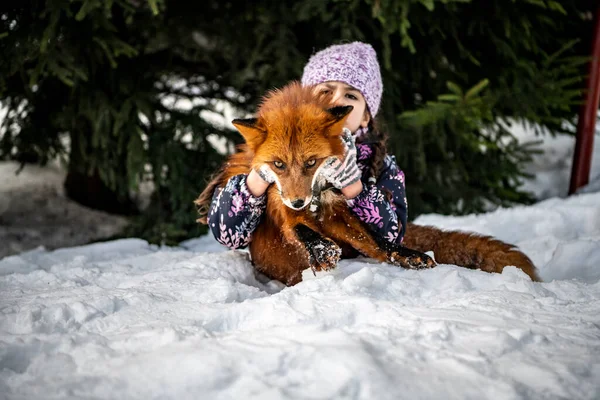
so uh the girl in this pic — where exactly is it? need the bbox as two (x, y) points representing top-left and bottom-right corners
(203, 41), (408, 250)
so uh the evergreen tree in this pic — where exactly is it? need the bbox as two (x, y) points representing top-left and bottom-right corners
(0, 0), (594, 245)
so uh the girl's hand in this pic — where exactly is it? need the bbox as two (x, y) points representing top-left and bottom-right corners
(340, 180), (363, 199)
(247, 165), (275, 197)
(318, 128), (362, 191)
(256, 164), (277, 184)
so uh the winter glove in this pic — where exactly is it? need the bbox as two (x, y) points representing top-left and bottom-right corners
(318, 128), (361, 189)
(256, 164), (277, 184)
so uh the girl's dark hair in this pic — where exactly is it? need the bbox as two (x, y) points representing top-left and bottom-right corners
(356, 116), (389, 180)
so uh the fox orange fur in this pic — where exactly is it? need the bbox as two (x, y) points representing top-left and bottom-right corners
(195, 81), (540, 285)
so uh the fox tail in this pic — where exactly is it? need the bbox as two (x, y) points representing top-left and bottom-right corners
(403, 223), (541, 281)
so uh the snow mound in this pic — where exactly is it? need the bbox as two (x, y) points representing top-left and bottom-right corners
(0, 161), (129, 258)
(1, 191), (600, 399)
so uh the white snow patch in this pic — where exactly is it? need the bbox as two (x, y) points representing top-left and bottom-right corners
(1, 190), (600, 399)
(2, 108), (600, 399)
(0, 161), (128, 258)
(508, 119), (600, 200)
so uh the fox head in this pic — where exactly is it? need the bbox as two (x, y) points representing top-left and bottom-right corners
(231, 82), (351, 211)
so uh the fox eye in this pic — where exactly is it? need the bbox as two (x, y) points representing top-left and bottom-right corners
(305, 159), (316, 168)
(273, 161), (285, 169)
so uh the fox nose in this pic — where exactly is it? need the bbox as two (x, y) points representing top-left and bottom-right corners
(291, 198), (305, 208)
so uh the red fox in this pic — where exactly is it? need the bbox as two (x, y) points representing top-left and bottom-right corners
(195, 82), (540, 285)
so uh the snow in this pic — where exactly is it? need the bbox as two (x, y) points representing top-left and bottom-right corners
(1, 111), (600, 398)
(0, 161), (129, 259)
(509, 119), (600, 200)
(2, 190), (600, 399)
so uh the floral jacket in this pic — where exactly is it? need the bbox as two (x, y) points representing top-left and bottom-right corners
(206, 142), (408, 249)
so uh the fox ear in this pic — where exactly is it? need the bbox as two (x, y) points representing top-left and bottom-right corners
(232, 118), (265, 147)
(324, 105), (353, 137)
(325, 105), (353, 123)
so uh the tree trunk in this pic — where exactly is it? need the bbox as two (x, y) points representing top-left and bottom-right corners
(64, 133), (139, 216)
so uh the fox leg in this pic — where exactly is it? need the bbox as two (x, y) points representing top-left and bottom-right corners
(294, 224), (342, 274)
(249, 220), (305, 286)
(249, 218), (342, 286)
(319, 208), (435, 270)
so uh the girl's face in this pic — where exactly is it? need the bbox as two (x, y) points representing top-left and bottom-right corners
(314, 81), (370, 133)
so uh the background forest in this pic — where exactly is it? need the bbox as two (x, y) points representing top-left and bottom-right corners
(0, 0), (595, 245)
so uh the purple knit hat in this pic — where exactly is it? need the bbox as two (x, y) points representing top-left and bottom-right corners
(301, 42), (383, 117)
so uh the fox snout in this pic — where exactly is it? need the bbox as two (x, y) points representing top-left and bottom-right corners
(291, 198), (306, 208)
(276, 157), (338, 211)
(277, 164), (329, 211)
(278, 176), (319, 211)
(282, 196), (312, 211)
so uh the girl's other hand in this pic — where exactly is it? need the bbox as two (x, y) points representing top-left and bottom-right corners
(247, 166), (274, 197)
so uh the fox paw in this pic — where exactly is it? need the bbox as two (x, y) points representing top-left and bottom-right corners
(389, 251), (437, 270)
(308, 238), (342, 273)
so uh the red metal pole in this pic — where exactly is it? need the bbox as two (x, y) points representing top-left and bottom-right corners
(569, 5), (600, 195)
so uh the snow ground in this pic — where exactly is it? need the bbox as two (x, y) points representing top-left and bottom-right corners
(1, 118), (599, 399)
(1, 189), (599, 399)
(0, 161), (129, 259)
(509, 120), (600, 200)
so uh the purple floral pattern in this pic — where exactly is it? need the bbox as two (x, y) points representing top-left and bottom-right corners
(356, 143), (372, 172)
(349, 187), (383, 227)
(207, 143), (408, 249)
(385, 224), (399, 243)
(347, 153), (407, 244)
(357, 143), (372, 161)
(208, 174), (267, 249)
(229, 193), (244, 217)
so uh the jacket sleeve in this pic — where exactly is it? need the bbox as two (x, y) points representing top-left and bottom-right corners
(207, 173), (267, 249)
(346, 154), (408, 245)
